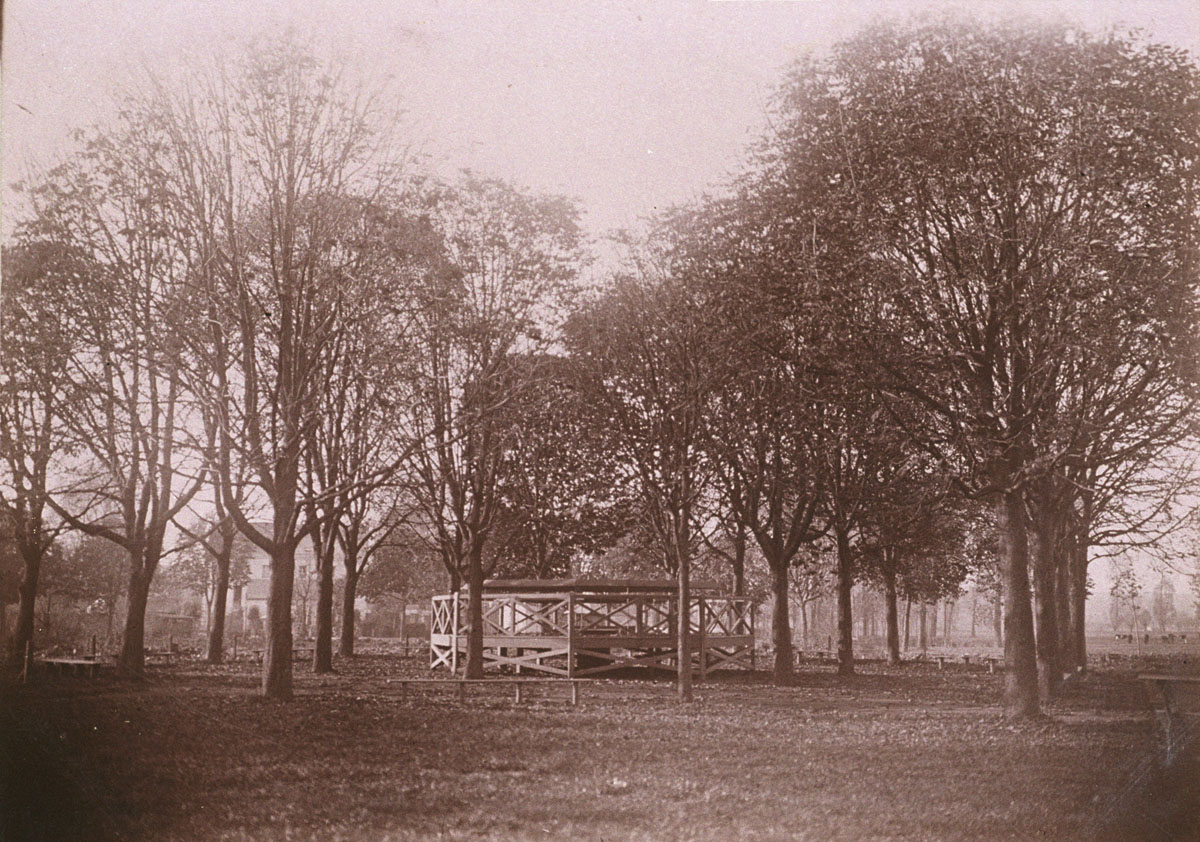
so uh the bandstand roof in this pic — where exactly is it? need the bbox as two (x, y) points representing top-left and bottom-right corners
(479, 577), (721, 594)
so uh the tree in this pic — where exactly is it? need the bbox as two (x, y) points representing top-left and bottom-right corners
(303, 201), (430, 670)
(169, 528), (251, 649)
(655, 196), (828, 686)
(789, 552), (833, 648)
(0, 239), (83, 664)
(1150, 574), (1177, 635)
(23, 108), (208, 678)
(766, 20), (1200, 716)
(1189, 570), (1200, 624)
(566, 236), (719, 701)
(1109, 566), (1144, 639)
(153, 39), (409, 698)
(402, 175), (583, 679)
(358, 531), (443, 605)
(488, 353), (634, 580)
(859, 465), (974, 664)
(176, 449), (257, 665)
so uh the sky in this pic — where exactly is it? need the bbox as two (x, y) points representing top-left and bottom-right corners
(4, 0), (1199, 239)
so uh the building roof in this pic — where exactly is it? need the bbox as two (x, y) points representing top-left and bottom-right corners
(479, 578), (721, 595)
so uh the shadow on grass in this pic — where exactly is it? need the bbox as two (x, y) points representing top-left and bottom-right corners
(1, 707), (119, 842)
(1094, 723), (1200, 842)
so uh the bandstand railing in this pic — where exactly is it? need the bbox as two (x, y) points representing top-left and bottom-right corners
(430, 586), (754, 677)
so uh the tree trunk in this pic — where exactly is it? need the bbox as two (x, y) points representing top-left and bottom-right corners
(903, 597), (911, 651)
(10, 550), (40, 665)
(992, 596), (1003, 647)
(675, 502), (693, 703)
(732, 521), (746, 597)
(769, 561), (793, 685)
(1055, 532), (1074, 675)
(919, 602), (928, 652)
(206, 543), (231, 664)
(339, 563), (358, 658)
(263, 542), (296, 700)
(1032, 510), (1061, 699)
(996, 490), (1040, 718)
(834, 527), (854, 676)
(119, 562), (153, 679)
(464, 546), (485, 679)
(884, 568), (900, 665)
(676, 559), (693, 701)
(930, 600), (938, 642)
(1069, 537), (1089, 673)
(313, 540), (335, 674)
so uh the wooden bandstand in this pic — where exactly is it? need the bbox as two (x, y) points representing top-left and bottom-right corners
(430, 579), (754, 678)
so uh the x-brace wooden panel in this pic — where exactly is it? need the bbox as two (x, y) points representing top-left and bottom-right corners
(431, 600), (454, 635)
(704, 645), (753, 670)
(482, 646), (572, 676)
(430, 643), (456, 670)
(505, 598), (569, 635)
(574, 599), (640, 633)
(572, 647), (680, 675)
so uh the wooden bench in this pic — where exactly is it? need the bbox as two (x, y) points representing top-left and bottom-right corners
(38, 657), (102, 678)
(390, 678), (585, 706)
(144, 650), (176, 665)
(1139, 674), (1200, 755)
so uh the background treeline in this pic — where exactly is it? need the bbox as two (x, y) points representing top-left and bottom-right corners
(2, 21), (1197, 716)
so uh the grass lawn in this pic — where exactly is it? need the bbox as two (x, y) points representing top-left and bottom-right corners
(2, 654), (1196, 841)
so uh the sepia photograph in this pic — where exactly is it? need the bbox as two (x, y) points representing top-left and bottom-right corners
(2, 1), (1199, 839)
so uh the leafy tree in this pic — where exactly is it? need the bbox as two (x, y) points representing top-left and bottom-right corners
(167, 532), (252, 642)
(152, 39), (408, 698)
(859, 467), (974, 664)
(0, 240), (82, 663)
(303, 201), (431, 670)
(566, 242), (719, 701)
(402, 175), (583, 680)
(695, 213), (825, 681)
(764, 20), (1200, 716)
(24, 108), (208, 677)
(357, 534), (443, 606)
(789, 551), (833, 647)
(1190, 571), (1200, 623)
(488, 353), (634, 580)
(1149, 574), (1177, 635)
